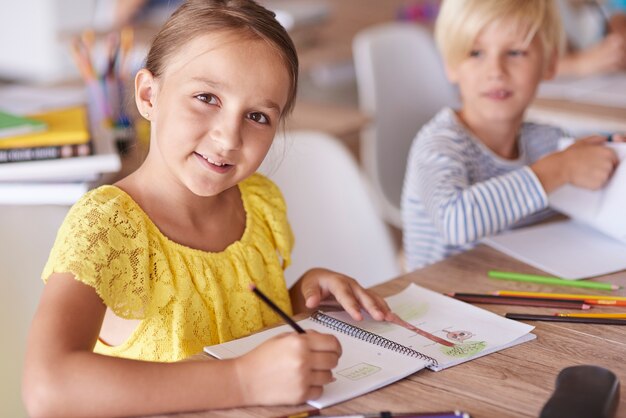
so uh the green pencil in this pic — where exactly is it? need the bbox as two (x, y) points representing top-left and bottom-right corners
(487, 270), (620, 291)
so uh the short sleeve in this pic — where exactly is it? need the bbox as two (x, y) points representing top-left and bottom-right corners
(41, 187), (172, 319)
(242, 173), (294, 270)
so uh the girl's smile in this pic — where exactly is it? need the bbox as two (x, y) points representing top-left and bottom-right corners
(193, 151), (234, 174)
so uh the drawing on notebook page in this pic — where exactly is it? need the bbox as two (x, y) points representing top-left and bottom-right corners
(206, 284), (535, 408)
(334, 297), (488, 359)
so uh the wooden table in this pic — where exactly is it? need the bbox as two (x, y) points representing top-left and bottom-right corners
(151, 245), (626, 418)
(528, 97), (626, 134)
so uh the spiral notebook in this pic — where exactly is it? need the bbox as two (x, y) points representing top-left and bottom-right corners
(205, 284), (535, 408)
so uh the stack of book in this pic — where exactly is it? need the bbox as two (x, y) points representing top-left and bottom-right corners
(0, 106), (121, 205)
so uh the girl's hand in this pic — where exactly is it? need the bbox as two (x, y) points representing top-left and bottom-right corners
(234, 330), (341, 405)
(291, 268), (392, 321)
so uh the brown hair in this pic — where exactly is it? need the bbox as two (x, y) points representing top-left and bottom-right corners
(145, 0), (299, 116)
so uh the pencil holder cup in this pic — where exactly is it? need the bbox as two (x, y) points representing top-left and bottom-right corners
(85, 77), (136, 155)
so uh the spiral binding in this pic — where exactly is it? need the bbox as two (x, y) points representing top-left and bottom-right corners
(310, 311), (438, 367)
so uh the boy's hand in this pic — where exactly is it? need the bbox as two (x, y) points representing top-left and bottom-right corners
(532, 135), (619, 193)
(235, 330), (341, 405)
(562, 136), (620, 190)
(291, 268), (391, 321)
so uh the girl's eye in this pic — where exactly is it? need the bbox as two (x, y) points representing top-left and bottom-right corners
(248, 112), (269, 125)
(469, 50), (482, 58)
(195, 94), (218, 105)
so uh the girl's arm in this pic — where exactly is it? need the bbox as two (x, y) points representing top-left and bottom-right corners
(23, 273), (340, 418)
(556, 32), (626, 77)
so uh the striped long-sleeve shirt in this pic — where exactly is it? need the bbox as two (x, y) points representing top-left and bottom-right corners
(401, 108), (566, 271)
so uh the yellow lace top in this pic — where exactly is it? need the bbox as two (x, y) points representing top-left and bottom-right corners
(42, 173), (294, 362)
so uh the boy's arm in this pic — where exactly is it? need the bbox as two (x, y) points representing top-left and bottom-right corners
(405, 140), (548, 246)
(23, 273), (339, 417)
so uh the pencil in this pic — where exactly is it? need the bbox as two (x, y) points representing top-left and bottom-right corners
(274, 409), (320, 418)
(587, 299), (626, 307)
(250, 283), (305, 334)
(487, 270), (620, 291)
(555, 313), (626, 319)
(505, 313), (626, 325)
(447, 293), (591, 309)
(494, 290), (626, 302)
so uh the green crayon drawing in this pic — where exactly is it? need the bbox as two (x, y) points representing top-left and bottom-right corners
(440, 340), (487, 358)
(337, 363), (381, 380)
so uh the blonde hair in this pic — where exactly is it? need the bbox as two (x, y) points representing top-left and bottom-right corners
(435, 0), (564, 69)
(145, 0), (298, 116)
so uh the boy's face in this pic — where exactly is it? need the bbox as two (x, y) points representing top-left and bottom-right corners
(137, 31), (290, 198)
(445, 19), (556, 126)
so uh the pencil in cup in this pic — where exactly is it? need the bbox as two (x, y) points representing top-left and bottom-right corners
(447, 293), (591, 309)
(487, 270), (620, 291)
(249, 283), (305, 334)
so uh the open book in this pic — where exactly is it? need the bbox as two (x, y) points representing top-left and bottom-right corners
(484, 140), (626, 280)
(205, 283), (535, 408)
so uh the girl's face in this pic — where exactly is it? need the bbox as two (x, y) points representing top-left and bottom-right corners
(445, 19), (556, 126)
(138, 31), (290, 198)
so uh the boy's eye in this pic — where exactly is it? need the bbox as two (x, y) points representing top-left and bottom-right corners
(248, 112), (269, 125)
(195, 93), (218, 105)
(508, 49), (526, 57)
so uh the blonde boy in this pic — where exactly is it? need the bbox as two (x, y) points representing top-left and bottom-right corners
(401, 0), (622, 271)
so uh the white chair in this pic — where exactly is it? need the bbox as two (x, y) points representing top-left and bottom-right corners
(353, 22), (459, 227)
(259, 130), (401, 288)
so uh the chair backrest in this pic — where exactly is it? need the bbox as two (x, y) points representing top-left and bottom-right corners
(259, 130), (401, 288)
(353, 22), (459, 227)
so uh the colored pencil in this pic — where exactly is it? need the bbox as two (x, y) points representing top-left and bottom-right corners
(488, 270), (620, 290)
(586, 299), (626, 307)
(555, 313), (626, 319)
(494, 290), (626, 302)
(446, 293), (590, 309)
(250, 284), (305, 334)
(505, 313), (626, 325)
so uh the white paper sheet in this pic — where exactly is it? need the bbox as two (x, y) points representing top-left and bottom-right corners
(549, 141), (626, 244)
(483, 220), (626, 279)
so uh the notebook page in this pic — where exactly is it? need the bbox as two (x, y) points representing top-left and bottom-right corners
(483, 220), (626, 279)
(205, 318), (428, 408)
(324, 284), (534, 371)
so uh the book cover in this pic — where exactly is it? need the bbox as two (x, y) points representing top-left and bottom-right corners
(0, 111), (47, 138)
(0, 142), (92, 163)
(0, 126), (120, 182)
(205, 283), (535, 408)
(0, 106), (90, 149)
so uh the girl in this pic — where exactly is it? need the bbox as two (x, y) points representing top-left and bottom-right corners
(401, 0), (624, 271)
(23, 1), (391, 416)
